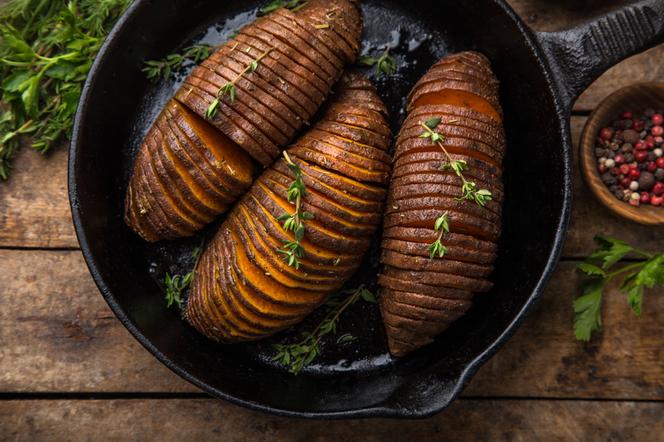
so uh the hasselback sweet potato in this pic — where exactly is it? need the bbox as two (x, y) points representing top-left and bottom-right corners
(185, 73), (391, 342)
(378, 51), (505, 357)
(125, 0), (362, 242)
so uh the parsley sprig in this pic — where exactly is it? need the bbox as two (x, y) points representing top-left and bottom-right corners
(0, 0), (131, 180)
(428, 212), (450, 259)
(420, 117), (493, 207)
(574, 236), (664, 341)
(359, 48), (397, 76)
(259, 0), (307, 15)
(277, 152), (313, 269)
(142, 43), (213, 83)
(272, 286), (376, 374)
(205, 48), (272, 119)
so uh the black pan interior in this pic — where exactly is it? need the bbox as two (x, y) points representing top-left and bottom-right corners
(71, 0), (567, 417)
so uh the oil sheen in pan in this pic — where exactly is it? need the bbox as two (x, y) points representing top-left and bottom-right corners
(124, 2), (453, 375)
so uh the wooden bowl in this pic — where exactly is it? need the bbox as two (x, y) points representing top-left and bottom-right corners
(580, 82), (664, 226)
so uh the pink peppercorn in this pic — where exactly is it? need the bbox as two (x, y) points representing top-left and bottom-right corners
(640, 192), (651, 204)
(657, 157), (664, 168)
(599, 127), (614, 140)
(619, 164), (630, 175)
(630, 169), (641, 179)
(652, 195), (664, 206)
(654, 182), (664, 196)
(652, 113), (664, 125)
(635, 150), (649, 163)
(620, 177), (632, 188)
(635, 141), (646, 150)
(647, 161), (658, 172)
(652, 126), (664, 137)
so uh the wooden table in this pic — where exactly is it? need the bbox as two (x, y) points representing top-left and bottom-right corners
(2, 1), (664, 440)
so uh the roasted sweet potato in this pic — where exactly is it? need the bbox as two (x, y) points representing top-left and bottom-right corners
(378, 51), (505, 357)
(125, 0), (362, 242)
(185, 73), (391, 342)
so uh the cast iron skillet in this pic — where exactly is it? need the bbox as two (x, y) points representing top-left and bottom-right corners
(69, 0), (664, 418)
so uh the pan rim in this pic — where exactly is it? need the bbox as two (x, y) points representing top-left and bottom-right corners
(68, 0), (573, 419)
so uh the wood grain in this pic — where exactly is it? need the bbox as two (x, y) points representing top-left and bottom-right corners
(0, 145), (75, 249)
(1, 399), (662, 441)
(2, 249), (662, 399)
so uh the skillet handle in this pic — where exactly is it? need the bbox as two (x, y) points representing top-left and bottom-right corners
(535, 0), (664, 110)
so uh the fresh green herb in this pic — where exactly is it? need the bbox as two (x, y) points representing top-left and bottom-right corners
(259, 0), (307, 15)
(420, 119), (493, 207)
(205, 48), (271, 119)
(142, 43), (213, 82)
(163, 243), (204, 309)
(272, 286), (376, 374)
(428, 212), (449, 259)
(359, 49), (397, 76)
(0, 0), (131, 180)
(573, 236), (664, 341)
(277, 151), (313, 269)
(164, 272), (193, 309)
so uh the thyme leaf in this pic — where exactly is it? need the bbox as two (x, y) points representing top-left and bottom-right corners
(142, 43), (213, 82)
(359, 48), (397, 76)
(271, 286), (376, 374)
(420, 119), (493, 207)
(277, 151), (312, 269)
(205, 47), (271, 119)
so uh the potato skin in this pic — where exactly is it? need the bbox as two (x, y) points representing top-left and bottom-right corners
(185, 73), (392, 343)
(378, 51), (505, 357)
(125, 0), (362, 242)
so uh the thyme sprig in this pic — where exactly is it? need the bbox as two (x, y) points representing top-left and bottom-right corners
(164, 272), (193, 309)
(428, 212), (450, 259)
(277, 151), (314, 269)
(272, 286), (376, 374)
(0, 0), (131, 180)
(142, 43), (213, 83)
(163, 243), (204, 308)
(205, 48), (272, 119)
(420, 118), (493, 207)
(259, 0), (307, 15)
(359, 48), (397, 76)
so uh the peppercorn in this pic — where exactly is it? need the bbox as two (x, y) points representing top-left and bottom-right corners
(621, 129), (640, 144)
(654, 182), (664, 196)
(638, 171), (656, 191)
(593, 109), (664, 209)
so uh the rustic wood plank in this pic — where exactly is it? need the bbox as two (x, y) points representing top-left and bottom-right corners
(1, 399), (662, 441)
(2, 249), (663, 399)
(3, 117), (663, 255)
(0, 145), (76, 249)
(508, 0), (633, 33)
(0, 250), (193, 393)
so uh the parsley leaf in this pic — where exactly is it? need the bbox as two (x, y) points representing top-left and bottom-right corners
(573, 237), (663, 341)
(573, 279), (603, 341)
